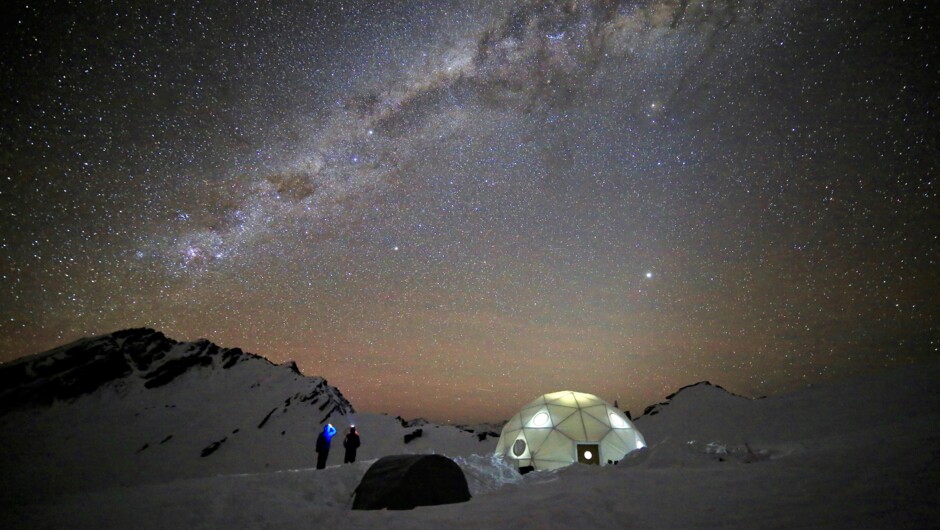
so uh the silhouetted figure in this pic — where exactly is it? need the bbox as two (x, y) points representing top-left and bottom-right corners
(343, 426), (361, 463)
(316, 423), (336, 469)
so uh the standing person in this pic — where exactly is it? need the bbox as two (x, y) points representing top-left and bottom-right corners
(343, 426), (361, 464)
(316, 423), (336, 470)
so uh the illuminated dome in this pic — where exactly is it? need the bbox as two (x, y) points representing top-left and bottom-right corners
(495, 391), (646, 471)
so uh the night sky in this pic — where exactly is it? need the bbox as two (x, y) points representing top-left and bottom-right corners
(1, 0), (937, 423)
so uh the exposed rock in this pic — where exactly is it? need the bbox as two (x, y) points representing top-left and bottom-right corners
(0, 328), (355, 420)
(144, 353), (213, 389)
(258, 408), (278, 429)
(0, 328), (165, 410)
(284, 361), (302, 376)
(404, 429), (423, 444)
(476, 431), (499, 442)
(396, 416), (428, 428)
(221, 348), (244, 369)
(200, 437), (227, 457)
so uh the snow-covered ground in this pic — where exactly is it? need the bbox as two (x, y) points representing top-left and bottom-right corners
(2, 348), (938, 528)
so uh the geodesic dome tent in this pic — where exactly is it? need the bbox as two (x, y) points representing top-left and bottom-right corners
(495, 390), (646, 471)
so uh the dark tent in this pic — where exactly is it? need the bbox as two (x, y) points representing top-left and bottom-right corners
(352, 454), (471, 510)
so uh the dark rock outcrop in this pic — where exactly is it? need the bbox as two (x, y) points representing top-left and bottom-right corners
(258, 407), (278, 429)
(143, 352), (214, 389)
(404, 429), (423, 444)
(396, 416), (428, 428)
(0, 328), (169, 411)
(200, 437), (227, 457)
(476, 431), (499, 442)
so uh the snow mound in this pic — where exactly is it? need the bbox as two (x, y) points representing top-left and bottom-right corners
(453, 454), (523, 496)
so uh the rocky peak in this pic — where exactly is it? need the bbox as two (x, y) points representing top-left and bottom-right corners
(0, 329), (352, 418)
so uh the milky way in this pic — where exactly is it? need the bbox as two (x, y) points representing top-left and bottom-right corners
(2, 0), (937, 422)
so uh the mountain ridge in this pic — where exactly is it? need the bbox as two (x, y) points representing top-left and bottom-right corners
(637, 380), (755, 419)
(0, 327), (352, 419)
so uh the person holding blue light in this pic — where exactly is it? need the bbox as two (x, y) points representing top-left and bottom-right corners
(316, 423), (337, 469)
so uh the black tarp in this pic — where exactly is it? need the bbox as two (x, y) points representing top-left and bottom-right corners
(352, 454), (471, 510)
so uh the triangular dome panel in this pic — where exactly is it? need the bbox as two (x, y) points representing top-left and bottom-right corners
(545, 391), (579, 407)
(580, 404), (611, 426)
(554, 412), (587, 440)
(542, 390), (573, 403)
(581, 411), (611, 439)
(522, 427), (553, 451)
(614, 427), (645, 449)
(534, 430), (574, 460)
(496, 429), (521, 456)
(545, 404), (577, 426)
(503, 414), (523, 433)
(581, 403), (607, 421)
(573, 393), (600, 408)
(602, 429), (630, 456)
(519, 405), (547, 428)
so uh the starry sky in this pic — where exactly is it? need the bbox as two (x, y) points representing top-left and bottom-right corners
(1, 0), (937, 423)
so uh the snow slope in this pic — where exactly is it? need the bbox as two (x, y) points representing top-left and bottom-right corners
(0, 329), (494, 504)
(1, 331), (937, 528)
